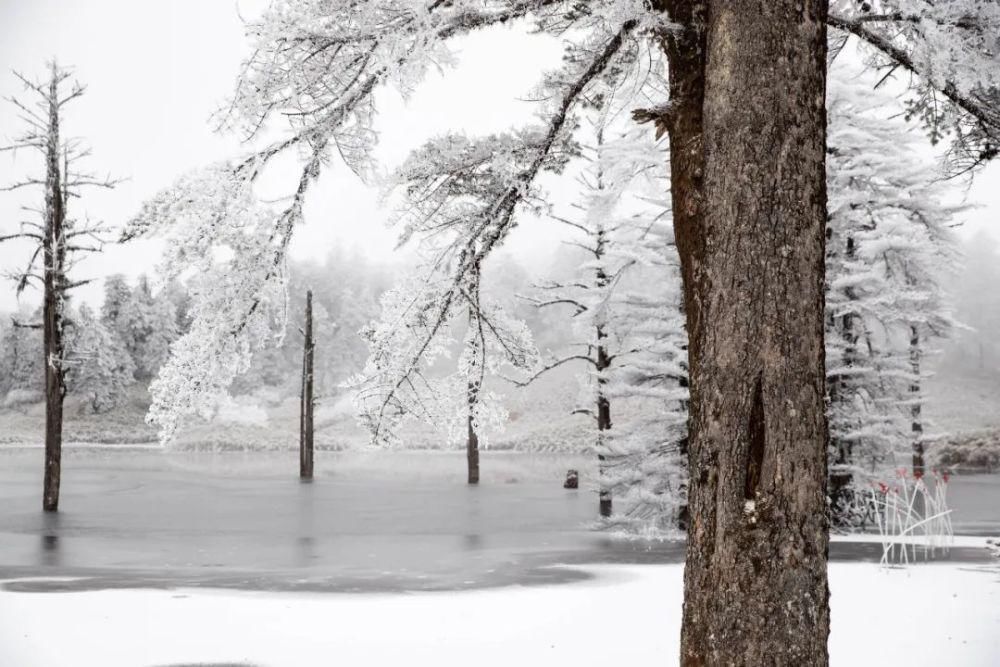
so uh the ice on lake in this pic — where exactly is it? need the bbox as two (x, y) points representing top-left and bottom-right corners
(0, 447), (997, 594)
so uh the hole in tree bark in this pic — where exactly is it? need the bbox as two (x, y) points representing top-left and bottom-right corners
(744, 374), (766, 501)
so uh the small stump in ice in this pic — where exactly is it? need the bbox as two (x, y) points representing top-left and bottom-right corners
(563, 469), (579, 489)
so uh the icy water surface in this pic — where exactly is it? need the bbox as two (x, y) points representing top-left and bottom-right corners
(0, 448), (996, 593)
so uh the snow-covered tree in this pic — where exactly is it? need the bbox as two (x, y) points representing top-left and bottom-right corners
(122, 0), (1000, 659)
(825, 63), (962, 522)
(66, 304), (135, 413)
(0, 308), (44, 399)
(0, 63), (116, 511)
(101, 274), (180, 382)
(352, 241), (538, 482)
(828, 0), (1000, 176)
(101, 274), (133, 334)
(127, 276), (180, 380)
(230, 254), (384, 399)
(602, 222), (689, 534)
(513, 120), (687, 524)
(122, 1), (997, 444)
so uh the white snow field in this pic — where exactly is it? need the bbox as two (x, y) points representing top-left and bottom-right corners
(1, 562), (998, 667)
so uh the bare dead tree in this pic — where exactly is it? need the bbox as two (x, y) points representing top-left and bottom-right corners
(465, 255), (484, 486)
(0, 62), (117, 512)
(300, 289), (315, 480)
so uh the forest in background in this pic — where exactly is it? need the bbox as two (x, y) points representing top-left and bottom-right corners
(4, 231), (1000, 452)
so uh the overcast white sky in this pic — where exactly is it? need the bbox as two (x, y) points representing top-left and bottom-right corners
(0, 0), (572, 312)
(1, 0), (998, 313)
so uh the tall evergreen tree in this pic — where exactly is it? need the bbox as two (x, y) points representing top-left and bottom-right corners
(66, 304), (135, 413)
(826, 62), (961, 521)
(127, 275), (180, 381)
(518, 122), (687, 522)
(0, 308), (44, 399)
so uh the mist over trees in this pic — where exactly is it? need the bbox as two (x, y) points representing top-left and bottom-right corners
(940, 232), (1000, 376)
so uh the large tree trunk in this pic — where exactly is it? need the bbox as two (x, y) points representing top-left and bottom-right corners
(299, 290), (314, 480)
(42, 67), (66, 513)
(666, 1), (832, 664)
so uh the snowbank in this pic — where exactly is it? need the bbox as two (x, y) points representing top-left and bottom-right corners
(0, 562), (997, 666)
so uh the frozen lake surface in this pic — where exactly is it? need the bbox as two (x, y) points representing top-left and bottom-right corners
(0, 448), (997, 593)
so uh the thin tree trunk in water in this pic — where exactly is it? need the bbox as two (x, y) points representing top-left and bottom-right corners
(593, 222), (612, 518)
(664, 1), (832, 663)
(467, 382), (480, 485)
(42, 65), (66, 513)
(466, 259), (481, 486)
(596, 322), (612, 518)
(910, 326), (924, 478)
(299, 290), (314, 480)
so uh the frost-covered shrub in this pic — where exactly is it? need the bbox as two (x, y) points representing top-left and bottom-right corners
(932, 431), (1000, 472)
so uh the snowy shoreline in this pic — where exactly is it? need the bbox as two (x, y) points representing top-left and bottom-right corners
(1, 562), (997, 667)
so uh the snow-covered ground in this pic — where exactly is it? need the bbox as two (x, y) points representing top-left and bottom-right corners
(1, 562), (998, 666)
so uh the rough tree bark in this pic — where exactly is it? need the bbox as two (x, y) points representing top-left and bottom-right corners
(42, 68), (67, 513)
(299, 289), (314, 480)
(656, 1), (832, 664)
(656, 0), (707, 534)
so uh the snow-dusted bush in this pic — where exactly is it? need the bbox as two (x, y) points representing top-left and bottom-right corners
(932, 430), (1000, 473)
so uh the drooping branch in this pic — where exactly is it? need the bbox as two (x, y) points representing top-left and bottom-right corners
(828, 3), (1000, 173)
(360, 23), (636, 442)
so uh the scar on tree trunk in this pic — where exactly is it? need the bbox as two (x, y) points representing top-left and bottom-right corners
(299, 290), (314, 480)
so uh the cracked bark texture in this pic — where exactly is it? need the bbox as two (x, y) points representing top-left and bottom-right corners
(662, 1), (832, 664)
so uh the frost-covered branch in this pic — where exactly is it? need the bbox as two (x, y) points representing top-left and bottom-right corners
(829, 0), (1000, 174)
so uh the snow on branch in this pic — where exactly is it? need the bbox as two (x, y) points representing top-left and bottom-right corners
(125, 165), (293, 442)
(126, 0), (614, 442)
(829, 0), (1000, 175)
(348, 21), (639, 445)
(350, 255), (537, 446)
